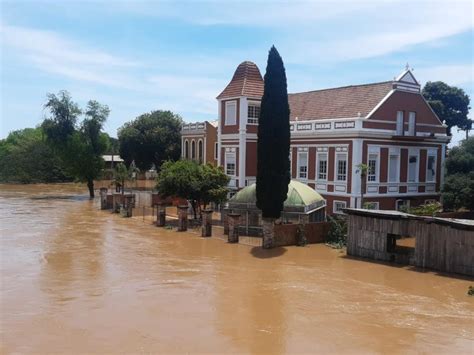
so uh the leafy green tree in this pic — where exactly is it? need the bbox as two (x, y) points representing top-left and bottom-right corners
(0, 127), (71, 183)
(256, 46), (291, 248)
(118, 110), (182, 171)
(422, 81), (472, 136)
(42, 91), (110, 198)
(156, 160), (229, 219)
(113, 162), (137, 195)
(442, 137), (474, 210)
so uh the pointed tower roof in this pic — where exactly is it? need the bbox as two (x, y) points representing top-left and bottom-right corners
(217, 61), (264, 99)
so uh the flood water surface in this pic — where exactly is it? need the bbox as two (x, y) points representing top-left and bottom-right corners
(1, 184), (473, 353)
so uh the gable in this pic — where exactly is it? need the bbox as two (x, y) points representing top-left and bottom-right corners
(369, 90), (443, 126)
(397, 71), (419, 85)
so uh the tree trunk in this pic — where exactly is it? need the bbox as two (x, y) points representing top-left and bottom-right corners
(262, 217), (275, 249)
(87, 179), (95, 199)
(191, 200), (197, 219)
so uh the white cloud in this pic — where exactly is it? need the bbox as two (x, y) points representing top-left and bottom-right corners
(0, 23), (139, 88)
(414, 64), (474, 86)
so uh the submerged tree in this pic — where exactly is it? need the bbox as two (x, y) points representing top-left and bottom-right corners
(42, 91), (110, 198)
(156, 160), (229, 219)
(256, 46), (291, 249)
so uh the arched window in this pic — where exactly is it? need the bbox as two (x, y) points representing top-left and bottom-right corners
(191, 140), (196, 160)
(198, 140), (203, 163)
(184, 140), (189, 159)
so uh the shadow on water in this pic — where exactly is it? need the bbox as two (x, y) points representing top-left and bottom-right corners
(250, 246), (287, 259)
(342, 254), (474, 282)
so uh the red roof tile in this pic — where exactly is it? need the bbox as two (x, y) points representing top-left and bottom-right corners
(288, 82), (394, 121)
(217, 61), (264, 99)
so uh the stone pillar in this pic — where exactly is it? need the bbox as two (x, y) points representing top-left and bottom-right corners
(222, 208), (230, 235)
(122, 195), (134, 217)
(112, 193), (121, 213)
(262, 217), (275, 249)
(156, 203), (166, 227)
(227, 213), (241, 243)
(201, 209), (213, 237)
(177, 205), (188, 232)
(99, 188), (108, 210)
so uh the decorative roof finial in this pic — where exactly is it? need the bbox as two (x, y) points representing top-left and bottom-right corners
(405, 62), (410, 71)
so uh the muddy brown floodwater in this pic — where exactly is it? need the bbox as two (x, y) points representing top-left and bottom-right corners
(1, 184), (473, 354)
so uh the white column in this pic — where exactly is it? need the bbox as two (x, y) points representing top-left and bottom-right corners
(440, 143), (446, 189)
(217, 100), (222, 167)
(238, 97), (247, 188)
(351, 138), (363, 208)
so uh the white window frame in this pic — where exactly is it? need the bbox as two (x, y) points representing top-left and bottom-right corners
(184, 139), (189, 159)
(408, 111), (416, 136)
(388, 153), (400, 183)
(333, 200), (347, 214)
(225, 101), (237, 126)
(335, 152), (347, 182)
(396, 111), (404, 136)
(191, 139), (196, 160)
(426, 151), (437, 183)
(247, 101), (260, 125)
(297, 151), (308, 180)
(289, 150), (292, 176)
(367, 153), (379, 182)
(317, 152), (328, 181)
(396, 199), (410, 211)
(408, 151), (419, 183)
(225, 152), (236, 176)
(198, 139), (203, 163)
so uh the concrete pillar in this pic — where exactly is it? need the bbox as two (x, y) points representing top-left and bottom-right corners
(177, 205), (188, 232)
(201, 209), (213, 237)
(227, 213), (241, 243)
(99, 188), (108, 210)
(156, 203), (166, 227)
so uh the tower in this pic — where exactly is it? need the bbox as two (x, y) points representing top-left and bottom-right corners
(216, 61), (264, 189)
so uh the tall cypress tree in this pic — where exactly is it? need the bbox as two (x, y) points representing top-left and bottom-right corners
(256, 46), (290, 248)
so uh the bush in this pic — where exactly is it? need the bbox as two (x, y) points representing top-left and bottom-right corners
(326, 215), (347, 248)
(408, 202), (442, 216)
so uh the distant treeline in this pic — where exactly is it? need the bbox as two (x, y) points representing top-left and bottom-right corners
(0, 127), (117, 184)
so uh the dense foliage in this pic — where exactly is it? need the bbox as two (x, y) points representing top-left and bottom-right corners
(256, 46), (291, 219)
(326, 216), (348, 249)
(442, 137), (474, 211)
(407, 202), (442, 216)
(0, 128), (71, 183)
(118, 110), (182, 171)
(422, 81), (472, 136)
(156, 160), (229, 218)
(42, 90), (110, 198)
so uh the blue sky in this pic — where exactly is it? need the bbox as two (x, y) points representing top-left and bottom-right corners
(1, 0), (473, 146)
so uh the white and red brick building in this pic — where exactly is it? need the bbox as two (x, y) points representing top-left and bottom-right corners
(182, 61), (450, 214)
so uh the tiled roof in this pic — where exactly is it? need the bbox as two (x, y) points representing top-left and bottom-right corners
(288, 81), (394, 121)
(217, 61), (264, 99)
